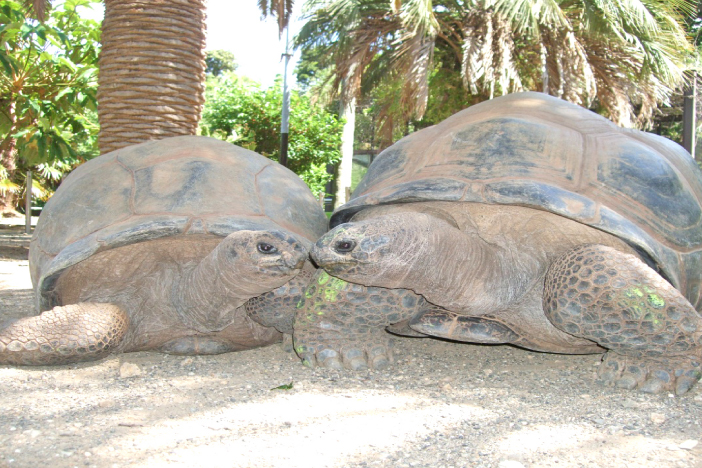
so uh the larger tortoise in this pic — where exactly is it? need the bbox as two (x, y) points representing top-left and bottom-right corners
(294, 92), (702, 395)
(0, 136), (326, 365)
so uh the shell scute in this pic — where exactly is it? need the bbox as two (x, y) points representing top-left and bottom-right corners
(34, 160), (134, 257)
(132, 157), (261, 217)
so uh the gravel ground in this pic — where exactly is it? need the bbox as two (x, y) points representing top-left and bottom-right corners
(0, 225), (701, 468)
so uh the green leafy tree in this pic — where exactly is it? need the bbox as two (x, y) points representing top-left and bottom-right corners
(0, 0), (101, 214)
(200, 73), (343, 196)
(205, 50), (238, 77)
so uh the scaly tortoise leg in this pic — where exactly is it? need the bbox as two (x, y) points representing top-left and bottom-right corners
(293, 270), (428, 371)
(0, 303), (129, 366)
(544, 244), (702, 395)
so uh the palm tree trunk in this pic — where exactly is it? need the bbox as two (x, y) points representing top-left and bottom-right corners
(98, 0), (207, 154)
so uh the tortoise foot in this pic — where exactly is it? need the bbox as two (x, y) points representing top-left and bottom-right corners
(597, 352), (701, 395)
(0, 303), (129, 366)
(281, 334), (294, 353)
(293, 270), (425, 371)
(293, 331), (394, 371)
(545, 244), (702, 394)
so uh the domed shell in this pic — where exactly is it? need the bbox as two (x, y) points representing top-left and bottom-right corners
(332, 92), (702, 308)
(30, 136), (327, 310)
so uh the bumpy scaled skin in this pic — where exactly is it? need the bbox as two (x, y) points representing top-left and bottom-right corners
(293, 270), (430, 370)
(0, 304), (129, 365)
(246, 264), (316, 334)
(544, 245), (702, 394)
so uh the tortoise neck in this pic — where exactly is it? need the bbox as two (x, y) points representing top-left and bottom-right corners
(398, 214), (531, 314)
(176, 241), (278, 332)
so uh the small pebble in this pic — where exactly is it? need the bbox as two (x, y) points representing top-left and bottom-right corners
(650, 413), (666, 424)
(679, 440), (698, 450)
(119, 362), (142, 378)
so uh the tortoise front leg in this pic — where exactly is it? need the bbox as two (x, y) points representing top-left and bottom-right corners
(246, 263), (316, 335)
(544, 244), (702, 395)
(0, 303), (129, 366)
(293, 270), (428, 371)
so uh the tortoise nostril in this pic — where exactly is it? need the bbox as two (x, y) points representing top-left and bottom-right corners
(334, 240), (356, 253)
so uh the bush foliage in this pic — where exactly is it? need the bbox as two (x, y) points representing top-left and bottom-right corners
(200, 72), (343, 196)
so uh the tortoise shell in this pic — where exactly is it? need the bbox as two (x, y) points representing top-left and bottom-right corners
(30, 136), (327, 311)
(331, 92), (702, 308)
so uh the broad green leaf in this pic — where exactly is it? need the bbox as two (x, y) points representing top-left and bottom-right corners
(270, 382), (294, 391)
(55, 86), (73, 100)
(0, 52), (17, 75)
(57, 57), (77, 72)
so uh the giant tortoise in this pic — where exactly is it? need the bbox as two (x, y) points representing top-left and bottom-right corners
(0, 136), (326, 365)
(294, 92), (702, 395)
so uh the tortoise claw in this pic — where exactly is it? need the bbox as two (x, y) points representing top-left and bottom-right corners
(597, 353), (701, 394)
(675, 373), (700, 395)
(317, 348), (343, 370)
(341, 348), (368, 371)
(640, 377), (667, 394)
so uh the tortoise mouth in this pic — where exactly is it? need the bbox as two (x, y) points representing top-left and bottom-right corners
(261, 260), (305, 276)
(309, 256), (356, 275)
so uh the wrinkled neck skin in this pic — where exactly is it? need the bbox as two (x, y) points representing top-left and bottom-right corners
(318, 212), (535, 315)
(176, 236), (302, 333)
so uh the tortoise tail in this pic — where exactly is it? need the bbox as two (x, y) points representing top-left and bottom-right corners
(0, 303), (129, 366)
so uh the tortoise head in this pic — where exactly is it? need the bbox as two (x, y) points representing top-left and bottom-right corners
(311, 213), (434, 289)
(217, 229), (310, 293)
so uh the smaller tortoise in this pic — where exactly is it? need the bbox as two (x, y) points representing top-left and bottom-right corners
(0, 136), (326, 365)
(294, 92), (702, 395)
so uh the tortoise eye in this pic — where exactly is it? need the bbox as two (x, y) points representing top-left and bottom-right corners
(257, 242), (278, 254)
(334, 240), (356, 253)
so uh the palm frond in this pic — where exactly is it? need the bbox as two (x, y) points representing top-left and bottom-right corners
(491, 0), (569, 37)
(258, 0), (295, 36)
(0, 178), (20, 196)
(461, 8), (522, 98)
(400, 0), (439, 35)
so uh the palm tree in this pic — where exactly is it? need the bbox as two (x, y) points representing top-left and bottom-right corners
(298, 0), (696, 177)
(460, 0), (695, 127)
(24, 0), (295, 155)
(297, 0), (438, 207)
(96, 0), (207, 154)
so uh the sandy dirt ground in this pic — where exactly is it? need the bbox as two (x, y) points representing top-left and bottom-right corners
(0, 224), (701, 468)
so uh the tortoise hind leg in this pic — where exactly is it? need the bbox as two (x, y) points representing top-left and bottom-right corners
(544, 244), (702, 395)
(0, 303), (129, 366)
